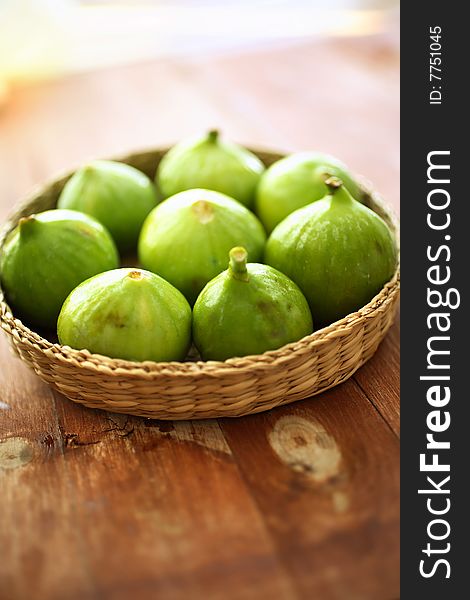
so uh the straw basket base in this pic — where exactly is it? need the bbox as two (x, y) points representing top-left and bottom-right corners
(0, 148), (400, 420)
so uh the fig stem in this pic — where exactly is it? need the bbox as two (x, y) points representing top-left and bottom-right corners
(325, 176), (356, 205)
(192, 200), (214, 223)
(324, 176), (343, 193)
(18, 215), (37, 236)
(207, 129), (219, 143)
(229, 247), (249, 281)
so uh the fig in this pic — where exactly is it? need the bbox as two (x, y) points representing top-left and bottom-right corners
(0, 209), (119, 328)
(193, 247), (313, 361)
(138, 188), (266, 305)
(156, 130), (265, 208)
(255, 152), (362, 233)
(57, 268), (191, 362)
(265, 178), (397, 325)
(58, 160), (157, 252)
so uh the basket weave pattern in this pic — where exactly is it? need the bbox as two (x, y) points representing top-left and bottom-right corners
(0, 149), (400, 419)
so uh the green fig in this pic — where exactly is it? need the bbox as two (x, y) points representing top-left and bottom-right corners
(193, 247), (313, 361)
(138, 189), (266, 304)
(265, 178), (397, 325)
(255, 151), (363, 233)
(156, 130), (265, 208)
(0, 209), (119, 328)
(57, 268), (191, 362)
(58, 160), (157, 252)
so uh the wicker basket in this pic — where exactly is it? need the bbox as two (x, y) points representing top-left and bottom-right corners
(0, 148), (399, 419)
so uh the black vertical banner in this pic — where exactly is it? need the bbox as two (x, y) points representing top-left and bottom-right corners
(401, 3), (467, 598)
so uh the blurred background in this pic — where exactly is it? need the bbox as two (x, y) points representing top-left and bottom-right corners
(0, 0), (399, 217)
(0, 0), (398, 83)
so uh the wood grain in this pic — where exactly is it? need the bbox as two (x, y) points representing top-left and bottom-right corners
(353, 316), (400, 437)
(1, 32), (399, 600)
(220, 380), (400, 600)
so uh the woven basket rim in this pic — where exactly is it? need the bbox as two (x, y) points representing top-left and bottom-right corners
(0, 146), (400, 378)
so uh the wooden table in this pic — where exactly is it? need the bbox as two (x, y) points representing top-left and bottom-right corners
(0, 33), (399, 600)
